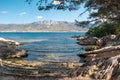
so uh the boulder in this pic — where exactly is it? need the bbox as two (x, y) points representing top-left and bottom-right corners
(0, 37), (21, 46)
(77, 34), (120, 48)
(0, 41), (27, 58)
(77, 36), (98, 45)
(72, 34), (120, 80)
(96, 34), (120, 47)
(84, 45), (100, 51)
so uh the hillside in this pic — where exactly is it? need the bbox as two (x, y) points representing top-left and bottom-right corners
(0, 20), (88, 32)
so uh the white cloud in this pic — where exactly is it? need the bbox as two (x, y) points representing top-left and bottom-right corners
(53, 1), (61, 5)
(36, 16), (43, 19)
(0, 11), (8, 14)
(19, 12), (27, 16)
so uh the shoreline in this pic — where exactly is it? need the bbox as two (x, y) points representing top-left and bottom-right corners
(65, 34), (120, 80)
(0, 34), (119, 80)
(0, 37), (84, 80)
(0, 31), (87, 33)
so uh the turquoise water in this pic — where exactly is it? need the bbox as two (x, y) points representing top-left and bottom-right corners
(0, 32), (85, 62)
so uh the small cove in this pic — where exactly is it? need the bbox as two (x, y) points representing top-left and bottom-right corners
(0, 32), (85, 62)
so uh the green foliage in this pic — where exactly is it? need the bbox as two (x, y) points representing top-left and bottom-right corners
(86, 27), (104, 37)
(26, 0), (120, 37)
(86, 23), (120, 37)
(26, 0), (83, 11)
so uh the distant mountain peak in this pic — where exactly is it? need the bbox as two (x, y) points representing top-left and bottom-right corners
(0, 21), (88, 32)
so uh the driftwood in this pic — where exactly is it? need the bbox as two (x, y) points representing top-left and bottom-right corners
(78, 45), (120, 57)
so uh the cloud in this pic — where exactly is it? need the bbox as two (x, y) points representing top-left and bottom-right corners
(53, 1), (61, 5)
(0, 11), (8, 14)
(19, 12), (27, 16)
(36, 16), (43, 19)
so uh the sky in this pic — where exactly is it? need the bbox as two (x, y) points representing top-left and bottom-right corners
(0, 0), (89, 24)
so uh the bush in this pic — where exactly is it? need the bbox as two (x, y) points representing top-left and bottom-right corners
(86, 23), (120, 37)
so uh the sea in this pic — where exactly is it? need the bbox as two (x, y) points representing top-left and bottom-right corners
(0, 32), (85, 62)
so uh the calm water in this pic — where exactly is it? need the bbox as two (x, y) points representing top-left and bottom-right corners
(0, 32), (85, 62)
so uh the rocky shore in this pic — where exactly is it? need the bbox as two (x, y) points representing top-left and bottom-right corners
(0, 38), (27, 58)
(63, 34), (120, 80)
(0, 58), (83, 80)
(0, 37), (83, 80)
(0, 35), (120, 80)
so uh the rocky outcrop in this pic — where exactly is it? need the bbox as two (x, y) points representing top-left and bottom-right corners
(0, 37), (21, 46)
(78, 45), (120, 57)
(65, 34), (120, 80)
(77, 34), (120, 51)
(77, 35), (120, 47)
(69, 54), (120, 80)
(77, 36), (98, 45)
(0, 59), (83, 80)
(0, 38), (27, 58)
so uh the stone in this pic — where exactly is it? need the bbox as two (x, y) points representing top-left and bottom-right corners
(0, 39), (27, 58)
(110, 35), (116, 39)
(73, 51), (120, 80)
(0, 37), (21, 46)
(77, 34), (120, 48)
(73, 35), (120, 80)
(84, 45), (100, 51)
(77, 37), (98, 45)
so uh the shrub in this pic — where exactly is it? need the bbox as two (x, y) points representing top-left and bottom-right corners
(86, 23), (120, 37)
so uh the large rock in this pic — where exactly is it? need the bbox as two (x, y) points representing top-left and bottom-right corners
(0, 37), (21, 46)
(84, 45), (100, 51)
(0, 40), (27, 58)
(77, 36), (98, 45)
(70, 54), (120, 80)
(71, 34), (120, 80)
(77, 34), (120, 51)
(104, 34), (120, 46)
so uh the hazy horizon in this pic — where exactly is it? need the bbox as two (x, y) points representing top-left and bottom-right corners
(0, 20), (74, 24)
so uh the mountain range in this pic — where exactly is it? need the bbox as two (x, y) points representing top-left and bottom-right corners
(0, 20), (88, 32)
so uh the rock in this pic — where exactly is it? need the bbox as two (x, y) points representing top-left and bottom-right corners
(71, 34), (120, 80)
(70, 54), (120, 80)
(8, 49), (28, 58)
(96, 39), (104, 47)
(71, 35), (80, 38)
(110, 35), (116, 39)
(78, 45), (120, 63)
(77, 36), (98, 45)
(77, 35), (88, 40)
(0, 37), (21, 46)
(75, 44), (120, 80)
(84, 45), (100, 51)
(0, 59), (3, 66)
(0, 76), (15, 80)
(77, 34), (120, 47)
(0, 41), (27, 58)
(98, 34), (120, 47)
